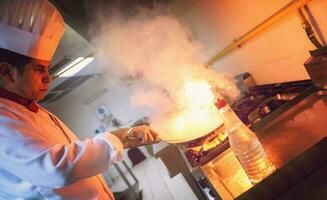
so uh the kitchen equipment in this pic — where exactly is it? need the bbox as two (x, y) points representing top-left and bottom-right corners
(155, 112), (224, 145)
(304, 47), (327, 89)
(157, 124), (229, 168)
(158, 77), (315, 169)
(154, 72), (254, 147)
(234, 72), (256, 98)
(155, 78), (317, 199)
(191, 81), (322, 200)
(152, 79), (225, 145)
(155, 73), (255, 167)
(178, 79), (315, 168)
(232, 79), (316, 131)
(182, 125), (230, 167)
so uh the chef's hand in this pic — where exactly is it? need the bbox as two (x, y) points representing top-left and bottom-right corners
(113, 125), (160, 149)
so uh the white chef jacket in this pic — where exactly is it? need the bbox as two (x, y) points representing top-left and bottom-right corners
(0, 96), (124, 199)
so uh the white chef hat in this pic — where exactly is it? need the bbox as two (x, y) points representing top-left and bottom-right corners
(0, 0), (65, 61)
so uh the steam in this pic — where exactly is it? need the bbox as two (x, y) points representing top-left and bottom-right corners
(93, 9), (240, 139)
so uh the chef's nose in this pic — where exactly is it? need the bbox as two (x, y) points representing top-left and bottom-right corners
(42, 71), (52, 83)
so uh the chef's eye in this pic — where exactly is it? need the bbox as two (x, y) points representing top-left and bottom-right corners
(36, 68), (46, 74)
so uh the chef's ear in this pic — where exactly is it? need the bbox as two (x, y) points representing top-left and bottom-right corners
(0, 62), (16, 83)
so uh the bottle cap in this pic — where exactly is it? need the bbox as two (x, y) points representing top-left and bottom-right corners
(215, 99), (227, 109)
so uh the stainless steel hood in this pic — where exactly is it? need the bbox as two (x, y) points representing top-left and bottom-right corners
(40, 24), (96, 104)
(42, 0), (170, 104)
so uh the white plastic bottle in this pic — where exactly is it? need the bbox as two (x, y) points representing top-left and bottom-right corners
(216, 99), (275, 184)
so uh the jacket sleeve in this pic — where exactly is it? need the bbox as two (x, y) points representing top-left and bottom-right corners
(0, 113), (124, 188)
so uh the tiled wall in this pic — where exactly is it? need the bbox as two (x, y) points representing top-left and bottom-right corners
(171, 0), (327, 85)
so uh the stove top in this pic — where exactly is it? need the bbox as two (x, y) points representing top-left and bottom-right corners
(183, 79), (317, 167)
(233, 79), (316, 131)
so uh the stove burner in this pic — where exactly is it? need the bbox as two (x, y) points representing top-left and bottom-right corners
(183, 79), (316, 167)
(260, 105), (272, 115)
(232, 80), (315, 129)
(258, 97), (286, 117)
(184, 137), (230, 167)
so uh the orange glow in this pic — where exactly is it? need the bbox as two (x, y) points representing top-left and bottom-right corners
(183, 81), (214, 108)
(157, 80), (223, 143)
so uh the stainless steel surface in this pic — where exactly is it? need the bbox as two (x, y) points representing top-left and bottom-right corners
(250, 84), (316, 132)
(201, 149), (252, 200)
(258, 90), (327, 168)
(236, 137), (327, 200)
(276, 92), (298, 100)
(200, 90), (327, 199)
(235, 72), (256, 98)
(317, 90), (327, 95)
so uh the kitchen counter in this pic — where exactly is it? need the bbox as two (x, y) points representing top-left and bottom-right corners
(202, 91), (327, 199)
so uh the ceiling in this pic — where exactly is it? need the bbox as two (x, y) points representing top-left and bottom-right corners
(50, 0), (165, 40)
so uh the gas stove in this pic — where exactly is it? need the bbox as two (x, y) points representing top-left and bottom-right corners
(233, 79), (316, 131)
(183, 79), (317, 168)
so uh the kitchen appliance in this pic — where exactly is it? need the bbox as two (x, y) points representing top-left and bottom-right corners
(181, 79), (316, 169)
(304, 47), (327, 89)
(232, 79), (316, 131)
(181, 79), (317, 200)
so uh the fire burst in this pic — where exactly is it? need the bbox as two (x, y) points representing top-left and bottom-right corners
(157, 80), (223, 143)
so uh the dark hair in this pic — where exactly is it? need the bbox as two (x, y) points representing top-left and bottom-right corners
(0, 48), (34, 75)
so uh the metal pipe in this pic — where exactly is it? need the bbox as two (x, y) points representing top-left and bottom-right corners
(113, 163), (133, 188)
(122, 160), (139, 184)
(303, 4), (326, 46)
(298, 7), (323, 49)
(205, 0), (313, 68)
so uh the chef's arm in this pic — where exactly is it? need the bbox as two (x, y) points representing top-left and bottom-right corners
(111, 125), (160, 149)
(0, 115), (123, 188)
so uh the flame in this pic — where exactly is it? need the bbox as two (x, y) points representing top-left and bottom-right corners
(155, 80), (223, 142)
(183, 81), (214, 109)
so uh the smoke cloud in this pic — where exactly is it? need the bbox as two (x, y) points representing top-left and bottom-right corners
(93, 8), (240, 141)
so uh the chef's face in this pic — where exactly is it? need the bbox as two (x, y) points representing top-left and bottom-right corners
(13, 59), (52, 101)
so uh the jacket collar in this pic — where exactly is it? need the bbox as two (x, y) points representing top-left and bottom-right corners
(0, 87), (39, 112)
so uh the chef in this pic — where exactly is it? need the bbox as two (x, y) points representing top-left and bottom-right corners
(0, 0), (159, 199)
